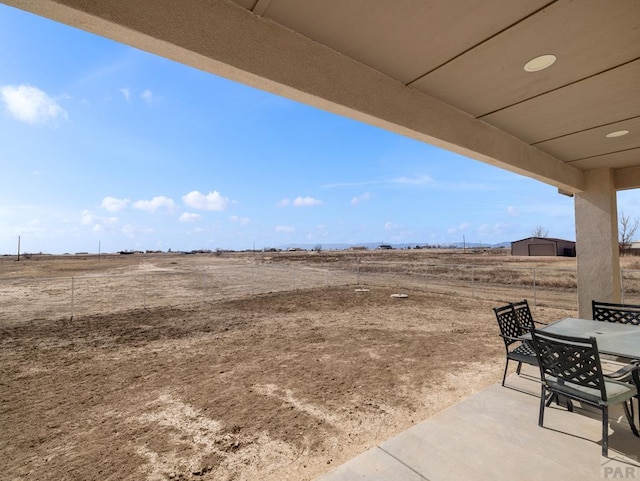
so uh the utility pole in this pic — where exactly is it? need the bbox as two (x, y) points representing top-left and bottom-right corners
(17, 235), (20, 261)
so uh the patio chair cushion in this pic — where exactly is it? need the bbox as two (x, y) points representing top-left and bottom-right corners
(545, 376), (637, 406)
(507, 341), (537, 364)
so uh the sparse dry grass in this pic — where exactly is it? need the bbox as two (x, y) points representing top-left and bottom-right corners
(0, 249), (588, 480)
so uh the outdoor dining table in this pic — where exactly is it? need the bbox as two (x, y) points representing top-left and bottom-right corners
(533, 317), (640, 360)
(525, 317), (640, 453)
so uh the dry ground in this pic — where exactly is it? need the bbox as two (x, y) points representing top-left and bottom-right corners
(1, 252), (578, 480)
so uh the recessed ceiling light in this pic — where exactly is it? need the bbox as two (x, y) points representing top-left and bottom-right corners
(606, 130), (630, 138)
(524, 54), (557, 72)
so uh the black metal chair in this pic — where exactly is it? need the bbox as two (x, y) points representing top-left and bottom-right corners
(512, 299), (547, 330)
(592, 300), (640, 325)
(493, 303), (538, 386)
(530, 329), (639, 457)
(607, 360), (640, 432)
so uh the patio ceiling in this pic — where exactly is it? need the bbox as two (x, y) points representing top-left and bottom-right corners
(4, 0), (639, 193)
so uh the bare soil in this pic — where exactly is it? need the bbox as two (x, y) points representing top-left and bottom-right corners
(0, 252), (576, 480)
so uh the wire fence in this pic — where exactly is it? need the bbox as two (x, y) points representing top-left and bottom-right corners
(357, 263), (640, 310)
(0, 264), (354, 323)
(3, 260), (640, 324)
(356, 263), (580, 311)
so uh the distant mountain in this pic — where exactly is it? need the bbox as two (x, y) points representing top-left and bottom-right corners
(447, 241), (511, 248)
(271, 241), (511, 251)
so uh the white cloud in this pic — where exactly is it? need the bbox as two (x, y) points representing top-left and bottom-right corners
(133, 196), (175, 213)
(351, 192), (371, 206)
(179, 212), (201, 223)
(229, 215), (250, 225)
(81, 211), (98, 226)
(392, 174), (435, 186)
(119, 88), (130, 101)
(81, 210), (118, 230)
(122, 224), (155, 236)
(478, 223), (510, 238)
(182, 190), (230, 211)
(275, 225), (295, 233)
(276, 198), (291, 208)
(1, 84), (68, 124)
(101, 196), (130, 213)
(448, 222), (471, 235)
(293, 196), (322, 207)
(513, 202), (573, 218)
(384, 222), (400, 231)
(141, 89), (153, 104)
(507, 206), (519, 217)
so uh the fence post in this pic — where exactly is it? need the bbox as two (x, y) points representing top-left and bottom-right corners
(621, 269), (625, 304)
(533, 268), (537, 307)
(70, 276), (75, 320)
(357, 259), (361, 286)
(203, 269), (206, 304)
(144, 272), (147, 310)
(471, 266), (475, 298)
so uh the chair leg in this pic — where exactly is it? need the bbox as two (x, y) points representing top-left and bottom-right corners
(623, 401), (639, 437)
(502, 359), (509, 387)
(602, 406), (609, 457)
(546, 393), (555, 407)
(516, 361), (522, 375)
(539, 385), (546, 427)
(546, 392), (562, 407)
(566, 398), (574, 412)
(545, 392), (573, 411)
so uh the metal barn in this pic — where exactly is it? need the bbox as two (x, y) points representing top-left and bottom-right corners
(511, 237), (576, 257)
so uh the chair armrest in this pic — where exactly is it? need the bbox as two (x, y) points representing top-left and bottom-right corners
(533, 320), (548, 326)
(499, 334), (525, 343)
(605, 360), (640, 381)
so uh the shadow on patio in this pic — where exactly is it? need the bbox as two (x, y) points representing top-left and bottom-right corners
(317, 366), (640, 481)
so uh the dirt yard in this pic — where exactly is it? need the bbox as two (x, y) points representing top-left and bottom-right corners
(0, 252), (577, 480)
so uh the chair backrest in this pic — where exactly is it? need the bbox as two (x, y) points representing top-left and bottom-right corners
(592, 300), (640, 325)
(530, 329), (607, 401)
(512, 299), (535, 332)
(493, 304), (522, 347)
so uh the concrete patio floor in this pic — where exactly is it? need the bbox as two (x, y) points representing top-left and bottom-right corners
(317, 367), (640, 481)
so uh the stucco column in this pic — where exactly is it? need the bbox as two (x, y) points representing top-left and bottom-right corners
(574, 169), (620, 318)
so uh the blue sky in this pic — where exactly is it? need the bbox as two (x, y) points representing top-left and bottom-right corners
(0, 5), (637, 255)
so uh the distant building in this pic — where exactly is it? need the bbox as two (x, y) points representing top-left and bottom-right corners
(511, 237), (576, 257)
